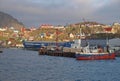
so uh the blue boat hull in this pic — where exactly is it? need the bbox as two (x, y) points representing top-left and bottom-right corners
(23, 41), (73, 50)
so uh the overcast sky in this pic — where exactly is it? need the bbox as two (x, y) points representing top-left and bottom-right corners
(0, 0), (120, 27)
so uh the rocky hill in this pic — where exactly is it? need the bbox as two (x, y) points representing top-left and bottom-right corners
(0, 11), (24, 30)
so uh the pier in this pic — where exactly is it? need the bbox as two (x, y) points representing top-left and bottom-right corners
(38, 46), (76, 58)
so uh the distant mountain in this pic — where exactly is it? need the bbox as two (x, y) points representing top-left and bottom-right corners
(0, 11), (24, 30)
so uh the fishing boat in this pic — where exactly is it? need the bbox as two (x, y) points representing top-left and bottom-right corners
(74, 28), (115, 60)
(75, 45), (115, 60)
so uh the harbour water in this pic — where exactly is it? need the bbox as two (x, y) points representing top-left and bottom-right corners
(0, 48), (120, 81)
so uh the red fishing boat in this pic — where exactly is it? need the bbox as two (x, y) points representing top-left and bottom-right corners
(75, 43), (115, 60)
(76, 51), (115, 60)
(76, 53), (115, 60)
(74, 28), (115, 60)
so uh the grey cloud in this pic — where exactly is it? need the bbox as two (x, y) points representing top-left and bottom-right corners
(0, 0), (120, 27)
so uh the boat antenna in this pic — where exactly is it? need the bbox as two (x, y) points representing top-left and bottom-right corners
(79, 25), (82, 48)
(56, 29), (59, 49)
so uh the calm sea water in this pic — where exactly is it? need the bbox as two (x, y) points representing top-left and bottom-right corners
(0, 48), (120, 81)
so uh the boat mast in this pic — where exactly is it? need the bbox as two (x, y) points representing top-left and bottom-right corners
(79, 25), (82, 48)
(56, 29), (59, 48)
(104, 28), (110, 53)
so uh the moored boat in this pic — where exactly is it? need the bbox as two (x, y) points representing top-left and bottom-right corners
(76, 52), (115, 60)
(23, 41), (73, 51)
(74, 28), (115, 60)
(75, 42), (115, 60)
